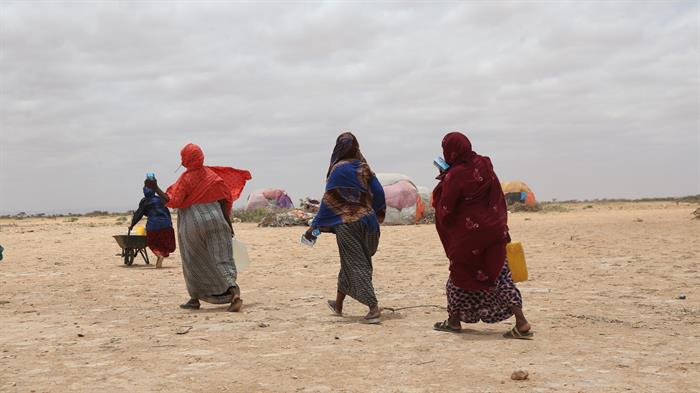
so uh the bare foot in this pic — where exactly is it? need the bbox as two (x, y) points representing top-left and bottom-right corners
(447, 315), (462, 330)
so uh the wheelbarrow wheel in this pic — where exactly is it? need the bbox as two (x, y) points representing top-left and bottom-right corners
(124, 249), (135, 266)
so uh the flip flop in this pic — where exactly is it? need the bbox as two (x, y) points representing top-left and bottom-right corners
(327, 300), (342, 316)
(433, 320), (462, 333)
(362, 314), (381, 324)
(503, 326), (534, 340)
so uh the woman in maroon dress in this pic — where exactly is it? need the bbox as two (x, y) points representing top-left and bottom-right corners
(432, 132), (532, 339)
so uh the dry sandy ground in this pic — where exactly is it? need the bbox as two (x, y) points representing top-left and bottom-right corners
(1, 202), (698, 393)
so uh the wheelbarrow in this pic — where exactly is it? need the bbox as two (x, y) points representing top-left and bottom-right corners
(113, 230), (150, 266)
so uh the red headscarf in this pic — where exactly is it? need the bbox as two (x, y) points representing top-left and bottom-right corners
(166, 143), (252, 217)
(432, 132), (509, 291)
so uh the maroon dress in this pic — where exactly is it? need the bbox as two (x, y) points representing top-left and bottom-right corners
(433, 132), (522, 323)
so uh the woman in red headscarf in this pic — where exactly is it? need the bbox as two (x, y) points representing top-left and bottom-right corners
(145, 143), (251, 312)
(432, 132), (532, 338)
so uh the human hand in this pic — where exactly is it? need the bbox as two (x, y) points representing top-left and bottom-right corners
(144, 178), (158, 189)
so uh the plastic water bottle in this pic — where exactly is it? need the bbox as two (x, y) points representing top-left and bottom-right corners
(300, 228), (321, 247)
(232, 238), (251, 271)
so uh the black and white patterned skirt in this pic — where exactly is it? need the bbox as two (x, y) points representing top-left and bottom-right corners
(446, 262), (522, 323)
(335, 220), (380, 308)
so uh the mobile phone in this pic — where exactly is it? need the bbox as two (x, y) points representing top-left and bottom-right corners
(433, 157), (450, 172)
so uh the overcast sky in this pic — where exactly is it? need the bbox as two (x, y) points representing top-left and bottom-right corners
(0, 1), (698, 214)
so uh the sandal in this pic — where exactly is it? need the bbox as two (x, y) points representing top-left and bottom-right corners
(433, 320), (462, 333)
(180, 300), (200, 310)
(327, 300), (342, 316)
(362, 315), (381, 325)
(503, 326), (533, 340)
(227, 297), (243, 312)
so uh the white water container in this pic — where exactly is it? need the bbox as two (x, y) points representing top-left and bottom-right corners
(232, 238), (251, 271)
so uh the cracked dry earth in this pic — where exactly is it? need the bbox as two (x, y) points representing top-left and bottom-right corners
(1, 201), (698, 392)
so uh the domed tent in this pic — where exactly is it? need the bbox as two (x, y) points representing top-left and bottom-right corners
(501, 181), (537, 207)
(376, 173), (425, 225)
(416, 186), (434, 212)
(246, 189), (294, 210)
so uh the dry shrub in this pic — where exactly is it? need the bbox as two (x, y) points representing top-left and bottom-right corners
(233, 208), (273, 223)
(540, 204), (569, 213)
(508, 203), (542, 213)
(84, 210), (110, 217)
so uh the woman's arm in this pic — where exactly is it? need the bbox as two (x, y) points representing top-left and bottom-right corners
(144, 179), (170, 203)
(130, 199), (147, 229)
(369, 176), (386, 224)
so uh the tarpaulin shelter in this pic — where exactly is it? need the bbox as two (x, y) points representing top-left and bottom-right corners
(245, 189), (294, 210)
(416, 186), (434, 212)
(376, 173), (425, 225)
(501, 181), (537, 207)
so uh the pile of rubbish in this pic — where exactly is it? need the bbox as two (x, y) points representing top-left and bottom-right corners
(417, 209), (435, 225)
(299, 197), (320, 213)
(258, 209), (315, 227)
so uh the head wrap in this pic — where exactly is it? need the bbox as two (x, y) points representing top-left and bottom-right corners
(143, 187), (156, 198)
(165, 143), (251, 216)
(326, 132), (367, 178)
(442, 131), (476, 165)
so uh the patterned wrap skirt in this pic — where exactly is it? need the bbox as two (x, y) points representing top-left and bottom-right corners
(146, 227), (176, 257)
(335, 220), (380, 308)
(177, 202), (237, 304)
(447, 262), (522, 324)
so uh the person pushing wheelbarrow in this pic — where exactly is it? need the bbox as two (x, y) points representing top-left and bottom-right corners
(130, 177), (176, 269)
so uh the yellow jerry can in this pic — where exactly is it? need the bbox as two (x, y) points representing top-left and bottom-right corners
(506, 242), (528, 282)
(133, 225), (146, 236)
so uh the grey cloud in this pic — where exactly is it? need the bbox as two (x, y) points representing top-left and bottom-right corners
(0, 1), (698, 214)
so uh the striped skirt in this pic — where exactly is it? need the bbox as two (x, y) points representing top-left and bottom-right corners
(177, 202), (237, 304)
(335, 220), (380, 308)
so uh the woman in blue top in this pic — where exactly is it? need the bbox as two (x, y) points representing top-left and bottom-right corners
(305, 132), (386, 323)
(130, 187), (176, 268)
